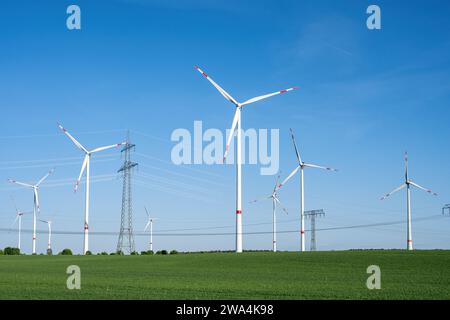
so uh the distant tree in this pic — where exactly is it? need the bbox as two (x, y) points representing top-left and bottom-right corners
(170, 250), (178, 255)
(100, 252), (108, 255)
(130, 251), (139, 255)
(59, 248), (73, 255)
(85, 251), (92, 255)
(116, 250), (124, 256)
(47, 249), (53, 256)
(109, 252), (116, 255)
(3, 247), (20, 255)
(160, 250), (168, 255)
(0, 249), (3, 255)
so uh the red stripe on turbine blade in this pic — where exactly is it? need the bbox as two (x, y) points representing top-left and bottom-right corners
(280, 89), (287, 93)
(407, 240), (413, 243)
(202, 72), (208, 78)
(236, 210), (242, 214)
(301, 231), (305, 234)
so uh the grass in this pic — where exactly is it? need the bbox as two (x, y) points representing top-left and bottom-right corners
(0, 250), (449, 299)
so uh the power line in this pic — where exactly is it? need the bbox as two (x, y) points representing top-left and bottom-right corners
(1, 215), (445, 237)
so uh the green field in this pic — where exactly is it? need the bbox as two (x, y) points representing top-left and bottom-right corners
(0, 250), (449, 299)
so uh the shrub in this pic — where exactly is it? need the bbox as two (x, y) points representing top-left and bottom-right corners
(47, 249), (53, 256)
(59, 248), (73, 255)
(130, 251), (139, 255)
(159, 250), (168, 255)
(3, 247), (20, 255)
(100, 252), (108, 255)
(0, 249), (4, 255)
(116, 250), (124, 256)
(109, 252), (116, 255)
(170, 250), (178, 255)
(85, 251), (92, 255)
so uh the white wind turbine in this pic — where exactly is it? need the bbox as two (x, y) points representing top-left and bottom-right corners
(195, 65), (298, 253)
(380, 152), (437, 250)
(8, 169), (54, 254)
(11, 196), (32, 252)
(39, 219), (52, 252)
(250, 175), (288, 252)
(278, 129), (337, 252)
(58, 124), (125, 254)
(144, 207), (157, 252)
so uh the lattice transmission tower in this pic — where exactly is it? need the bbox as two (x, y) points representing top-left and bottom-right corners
(443, 204), (450, 216)
(304, 209), (325, 251)
(116, 131), (138, 254)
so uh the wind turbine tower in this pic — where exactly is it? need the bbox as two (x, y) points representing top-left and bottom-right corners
(250, 174), (288, 252)
(304, 209), (325, 251)
(278, 129), (337, 252)
(381, 152), (437, 250)
(116, 131), (138, 254)
(8, 169), (53, 254)
(195, 66), (297, 253)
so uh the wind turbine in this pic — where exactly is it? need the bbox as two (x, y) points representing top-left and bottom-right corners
(8, 169), (54, 254)
(381, 152), (437, 250)
(144, 207), (157, 252)
(58, 124), (125, 254)
(11, 196), (31, 252)
(250, 175), (288, 252)
(195, 65), (298, 253)
(278, 129), (337, 252)
(39, 219), (52, 253)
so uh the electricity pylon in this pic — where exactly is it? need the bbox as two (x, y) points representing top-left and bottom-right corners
(116, 131), (138, 254)
(304, 209), (325, 251)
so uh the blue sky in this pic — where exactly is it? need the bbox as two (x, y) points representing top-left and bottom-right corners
(0, 0), (449, 254)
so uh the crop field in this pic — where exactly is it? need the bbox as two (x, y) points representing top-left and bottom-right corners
(0, 250), (449, 300)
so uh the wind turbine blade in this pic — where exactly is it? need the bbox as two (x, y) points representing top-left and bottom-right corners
(409, 181), (438, 196)
(8, 179), (34, 188)
(303, 163), (338, 172)
(404, 152), (408, 181)
(273, 174), (281, 193)
(10, 195), (19, 214)
(278, 166), (300, 189)
(380, 183), (406, 200)
(274, 197), (289, 215)
(144, 206), (150, 218)
(74, 155), (89, 192)
(90, 142), (126, 154)
(12, 215), (19, 226)
(58, 124), (88, 153)
(36, 169), (54, 187)
(38, 219), (48, 224)
(249, 195), (272, 204)
(289, 128), (302, 165)
(241, 87), (298, 106)
(223, 108), (240, 162)
(194, 66), (239, 105)
(144, 220), (151, 231)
